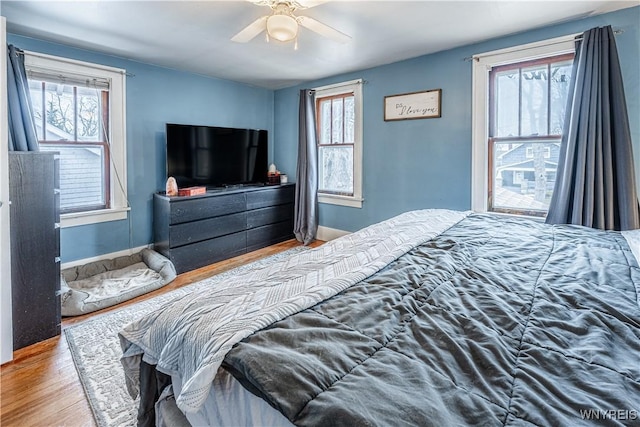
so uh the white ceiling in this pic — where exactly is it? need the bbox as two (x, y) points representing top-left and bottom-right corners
(2, 0), (638, 89)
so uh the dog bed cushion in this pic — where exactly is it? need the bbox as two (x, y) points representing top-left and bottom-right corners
(60, 248), (177, 316)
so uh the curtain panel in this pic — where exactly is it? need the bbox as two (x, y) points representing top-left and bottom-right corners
(546, 26), (640, 231)
(293, 89), (318, 245)
(7, 45), (39, 152)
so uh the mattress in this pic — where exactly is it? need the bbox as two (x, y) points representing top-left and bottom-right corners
(168, 369), (292, 427)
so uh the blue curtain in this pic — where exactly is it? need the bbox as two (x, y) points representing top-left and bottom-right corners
(7, 45), (39, 152)
(293, 89), (318, 245)
(546, 26), (640, 231)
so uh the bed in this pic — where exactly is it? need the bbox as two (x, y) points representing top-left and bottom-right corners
(119, 209), (640, 427)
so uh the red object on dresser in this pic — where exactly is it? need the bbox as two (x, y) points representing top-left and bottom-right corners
(177, 186), (207, 197)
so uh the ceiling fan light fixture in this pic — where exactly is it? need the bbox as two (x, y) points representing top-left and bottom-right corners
(266, 14), (298, 42)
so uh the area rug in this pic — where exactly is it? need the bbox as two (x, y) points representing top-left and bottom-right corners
(65, 246), (309, 427)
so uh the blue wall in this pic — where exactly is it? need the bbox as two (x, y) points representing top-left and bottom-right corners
(274, 6), (640, 233)
(7, 34), (275, 262)
(7, 6), (640, 261)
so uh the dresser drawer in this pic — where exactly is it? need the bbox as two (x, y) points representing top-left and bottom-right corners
(246, 185), (295, 210)
(170, 232), (247, 274)
(246, 204), (293, 229)
(246, 220), (294, 252)
(170, 193), (246, 224)
(170, 212), (247, 247)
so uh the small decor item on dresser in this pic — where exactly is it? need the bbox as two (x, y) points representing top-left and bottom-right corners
(280, 174), (288, 184)
(267, 163), (281, 185)
(178, 186), (207, 197)
(166, 177), (179, 196)
(267, 173), (281, 185)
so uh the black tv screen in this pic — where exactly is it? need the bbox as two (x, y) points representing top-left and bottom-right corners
(166, 123), (268, 188)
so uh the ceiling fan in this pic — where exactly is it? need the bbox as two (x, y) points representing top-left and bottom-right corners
(231, 0), (351, 46)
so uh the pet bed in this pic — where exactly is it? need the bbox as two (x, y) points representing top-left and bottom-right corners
(60, 248), (176, 316)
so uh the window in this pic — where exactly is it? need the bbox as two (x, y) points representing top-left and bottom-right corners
(24, 52), (128, 227)
(489, 54), (573, 216)
(472, 36), (576, 218)
(30, 77), (110, 212)
(314, 79), (363, 208)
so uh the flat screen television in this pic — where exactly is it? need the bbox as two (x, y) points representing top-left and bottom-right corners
(166, 123), (268, 189)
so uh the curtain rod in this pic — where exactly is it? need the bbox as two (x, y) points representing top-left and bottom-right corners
(464, 29), (624, 62)
(312, 78), (367, 92)
(14, 48), (135, 77)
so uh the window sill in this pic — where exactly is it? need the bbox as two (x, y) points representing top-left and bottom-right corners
(318, 194), (363, 208)
(60, 207), (130, 228)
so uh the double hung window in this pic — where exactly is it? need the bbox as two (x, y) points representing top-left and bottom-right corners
(24, 52), (128, 226)
(488, 54), (574, 216)
(472, 36), (576, 218)
(30, 73), (110, 212)
(314, 79), (363, 208)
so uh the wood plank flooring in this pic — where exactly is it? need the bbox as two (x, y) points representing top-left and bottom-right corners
(0, 239), (322, 427)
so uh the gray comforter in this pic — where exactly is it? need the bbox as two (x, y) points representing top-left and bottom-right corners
(120, 209), (468, 414)
(222, 214), (640, 426)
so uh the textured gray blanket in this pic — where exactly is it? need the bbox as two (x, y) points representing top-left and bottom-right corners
(119, 209), (469, 413)
(223, 214), (640, 426)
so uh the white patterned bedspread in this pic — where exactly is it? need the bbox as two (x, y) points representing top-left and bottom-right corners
(119, 209), (470, 413)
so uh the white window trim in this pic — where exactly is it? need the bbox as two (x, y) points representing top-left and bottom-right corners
(471, 34), (576, 214)
(314, 79), (364, 208)
(24, 51), (128, 227)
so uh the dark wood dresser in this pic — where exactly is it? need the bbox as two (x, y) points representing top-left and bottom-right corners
(153, 183), (295, 274)
(9, 152), (61, 350)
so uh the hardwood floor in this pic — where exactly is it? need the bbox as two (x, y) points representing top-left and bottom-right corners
(0, 239), (323, 427)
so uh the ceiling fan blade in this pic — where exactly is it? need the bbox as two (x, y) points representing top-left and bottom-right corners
(231, 16), (268, 43)
(298, 16), (351, 43)
(246, 0), (271, 6)
(295, 0), (328, 8)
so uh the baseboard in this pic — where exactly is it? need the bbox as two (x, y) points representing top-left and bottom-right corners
(61, 244), (152, 270)
(62, 229), (346, 269)
(316, 225), (350, 242)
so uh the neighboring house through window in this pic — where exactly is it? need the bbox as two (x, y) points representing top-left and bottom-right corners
(472, 36), (576, 217)
(24, 52), (128, 227)
(314, 79), (363, 208)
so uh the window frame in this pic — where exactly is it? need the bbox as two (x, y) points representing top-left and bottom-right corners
(316, 92), (355, 197)
(487, 54), (573, 217)
(471, 35), (576, 217)
(24, 51), (128, 227)
(34, 81), (112, 213)
(314, 79), (363, 208)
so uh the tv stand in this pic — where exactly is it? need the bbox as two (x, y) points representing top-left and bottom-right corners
(153, 183), (295, 274)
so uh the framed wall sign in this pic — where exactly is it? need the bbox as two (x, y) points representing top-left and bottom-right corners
(384, 89), (442, 121)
